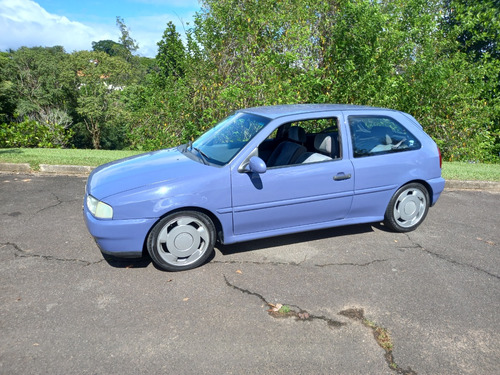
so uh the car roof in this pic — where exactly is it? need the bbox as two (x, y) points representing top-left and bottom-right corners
(238, 104), (396, 120)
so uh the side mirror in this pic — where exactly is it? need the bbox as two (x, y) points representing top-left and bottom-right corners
(241, 156), (267, 174)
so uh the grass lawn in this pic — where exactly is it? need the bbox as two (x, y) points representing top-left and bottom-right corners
(1, 148), (499, 181)
(441, 161), (500, 181)
(0, 148), (142, 170)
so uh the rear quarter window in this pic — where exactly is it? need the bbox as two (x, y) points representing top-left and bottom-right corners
(348, 115), (421, 158)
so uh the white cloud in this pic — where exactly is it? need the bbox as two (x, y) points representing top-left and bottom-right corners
(0, 0), (116, 53)
(0, 0), (198, 57)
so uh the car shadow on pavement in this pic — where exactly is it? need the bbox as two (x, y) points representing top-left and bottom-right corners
(100, 223), (378, 269)
(217, 223), (375, 255)
(102, 252), (152, 269)
(371, 221), (400, 233)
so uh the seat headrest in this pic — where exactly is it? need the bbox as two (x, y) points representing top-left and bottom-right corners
(288, 127), (306, 143)
(370, 126), (394, 145)
(314, 134), (332, 154)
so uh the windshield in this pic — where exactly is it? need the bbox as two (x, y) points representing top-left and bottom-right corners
(191, 112), (270, 165)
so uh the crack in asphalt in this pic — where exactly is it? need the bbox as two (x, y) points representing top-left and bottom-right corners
(34, 192), (64, 215)
(340, 308), (417, 375)
(224, 275), (416, 374)
(213, 259), (303, 267)
(213, 257), (388, 268)
(315, 259), (389, 267)
(1, 242), (104, 267)
(2, 193), (80, 223)
(224, 275), (345, 327)
(404, 234), (500, 281)
(0, 242), (23, 252)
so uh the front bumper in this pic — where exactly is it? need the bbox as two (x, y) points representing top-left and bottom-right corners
(83, 208), (156, 258)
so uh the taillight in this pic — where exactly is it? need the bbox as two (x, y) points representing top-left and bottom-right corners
(438, 147), (442, 169)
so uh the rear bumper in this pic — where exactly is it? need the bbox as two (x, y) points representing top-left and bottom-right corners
(84, 208), (156, 258)
(428, 177), (446, 206)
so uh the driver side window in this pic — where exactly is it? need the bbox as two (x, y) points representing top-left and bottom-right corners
(258, 117), (341, 168)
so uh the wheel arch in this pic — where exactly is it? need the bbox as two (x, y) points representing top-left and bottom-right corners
(401, 179), (434, 206)
(384, 180), (431, 232)
(142, 206), (225, 256)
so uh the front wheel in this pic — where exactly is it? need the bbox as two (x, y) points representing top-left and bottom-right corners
(384, 183), (430, 232)
(147, 211), (216, 271)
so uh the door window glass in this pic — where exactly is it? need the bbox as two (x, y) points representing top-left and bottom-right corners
(258, 117), (341, 167)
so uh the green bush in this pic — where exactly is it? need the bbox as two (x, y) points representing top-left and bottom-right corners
(0, 118), (72, 148)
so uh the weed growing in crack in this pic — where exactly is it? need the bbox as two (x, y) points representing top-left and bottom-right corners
(363, 319), (394, 352)
(278, 304), (291, 314)
(340, 308), (416, 375)
(267, 303), (303, 319)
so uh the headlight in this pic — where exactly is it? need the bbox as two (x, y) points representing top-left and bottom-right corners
(86, 195), (113, 219)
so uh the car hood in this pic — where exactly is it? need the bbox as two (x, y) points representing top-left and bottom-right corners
(87, 147), (207, 199)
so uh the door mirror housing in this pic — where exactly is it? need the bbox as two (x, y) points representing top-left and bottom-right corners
(241, 156), (267, 174)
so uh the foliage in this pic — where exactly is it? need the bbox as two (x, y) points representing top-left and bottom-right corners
(71, 50), (132, 149)
(0, 52), (16, 123)
(443, 0), (500, 61)
(92, 40), (129, 58)
(122, 76), (193, 150)
(2, 46), (75, 128)
(124, 23), (193, 150)
(440, 0), (500, 161)
(0, 118), (72, 148)
(179, 0), (498, 162)
(156, 21), (186, 81)
(116, 17), (139, 58)
(0, 3), (498, 161)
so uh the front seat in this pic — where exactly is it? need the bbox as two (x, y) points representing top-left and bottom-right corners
(266, 127), (307, 167)
(296, 134), (334, 163)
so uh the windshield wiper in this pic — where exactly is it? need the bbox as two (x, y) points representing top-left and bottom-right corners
(193, 147), (209, 165)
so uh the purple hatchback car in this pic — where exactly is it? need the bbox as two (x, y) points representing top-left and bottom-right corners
(84, 104), (445, 271)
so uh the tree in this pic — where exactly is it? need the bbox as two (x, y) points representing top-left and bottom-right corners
(442, 0), (500, 159)
(92, 40), (129, 58)
(80, 0), (497, 160)
(71, 51), (131, 149)
(181, 0), (498, 161)
(0, 52), (16, 123)
(156, 21), (186, 81)
(443, 0), (500, 60)
(4, 46), (74, 131)
(116, 16), (139, 59)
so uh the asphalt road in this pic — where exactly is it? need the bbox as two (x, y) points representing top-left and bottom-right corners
(0, 173), (499, 375)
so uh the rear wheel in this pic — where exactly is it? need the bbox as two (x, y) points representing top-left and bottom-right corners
(384, 183), (429, 232)
(147, 211), (215, 271)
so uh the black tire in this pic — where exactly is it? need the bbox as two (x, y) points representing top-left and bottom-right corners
(147, 211), (215, 271)
(384, 183), (430, 232)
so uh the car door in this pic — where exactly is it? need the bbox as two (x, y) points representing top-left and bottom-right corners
(230, 115), (354, 236)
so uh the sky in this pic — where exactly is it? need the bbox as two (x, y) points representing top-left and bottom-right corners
(0, 0), (201, 57)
